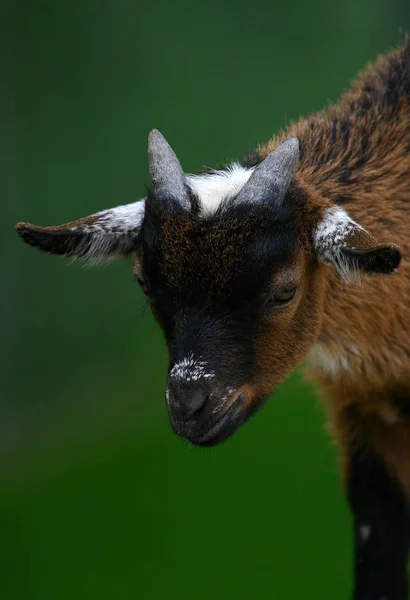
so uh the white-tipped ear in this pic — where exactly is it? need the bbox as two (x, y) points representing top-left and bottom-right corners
(314, 207), (401, 281)
(16, 199), (145, 264)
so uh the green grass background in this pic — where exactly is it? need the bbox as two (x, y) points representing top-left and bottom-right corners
(2, 1), (410, 598)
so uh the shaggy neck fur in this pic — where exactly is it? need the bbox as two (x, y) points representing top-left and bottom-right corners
(258, 44), (410, 215)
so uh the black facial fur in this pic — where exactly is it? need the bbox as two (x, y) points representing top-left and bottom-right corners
(140, 194), (298, 318)
(138, 192), (299, 444)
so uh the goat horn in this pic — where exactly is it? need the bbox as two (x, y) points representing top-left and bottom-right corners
(148, 129), (190, 209)
(236, 137), (299, 206)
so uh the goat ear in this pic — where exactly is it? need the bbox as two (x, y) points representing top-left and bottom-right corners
(314, 207), (401, 281)
(16, 200), (145, 264)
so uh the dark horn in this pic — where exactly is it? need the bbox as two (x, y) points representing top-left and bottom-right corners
(147, 129), (190, 208)
(236, 137), (299, 206)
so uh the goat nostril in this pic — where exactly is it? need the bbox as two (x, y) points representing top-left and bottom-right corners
(167, 383), (209, 422)
(182, 388), (208, 422)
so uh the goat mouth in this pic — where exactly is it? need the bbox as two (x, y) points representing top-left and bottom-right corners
(186, 395), (245, 447)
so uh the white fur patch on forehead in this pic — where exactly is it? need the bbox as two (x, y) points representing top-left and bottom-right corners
(187, 163), (254, 216)
(169, 354), (216, 383)
(314, 207), (366, 281)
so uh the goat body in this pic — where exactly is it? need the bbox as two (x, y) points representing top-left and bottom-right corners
(16, 40), (410, 599)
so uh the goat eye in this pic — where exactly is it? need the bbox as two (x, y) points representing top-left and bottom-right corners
(266, 285), (297, 308)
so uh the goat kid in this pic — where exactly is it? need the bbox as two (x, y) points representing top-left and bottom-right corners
(17, 40), (410, 599)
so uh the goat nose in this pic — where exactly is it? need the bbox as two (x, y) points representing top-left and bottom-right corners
(166, 382), (208, 422)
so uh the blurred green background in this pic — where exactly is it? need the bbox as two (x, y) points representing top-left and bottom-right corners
(2, 1), (410, 599)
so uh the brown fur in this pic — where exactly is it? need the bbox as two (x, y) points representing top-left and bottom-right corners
(250, 41), (410, 496)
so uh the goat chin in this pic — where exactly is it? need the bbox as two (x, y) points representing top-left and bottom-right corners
(171, 392), (270, 447)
